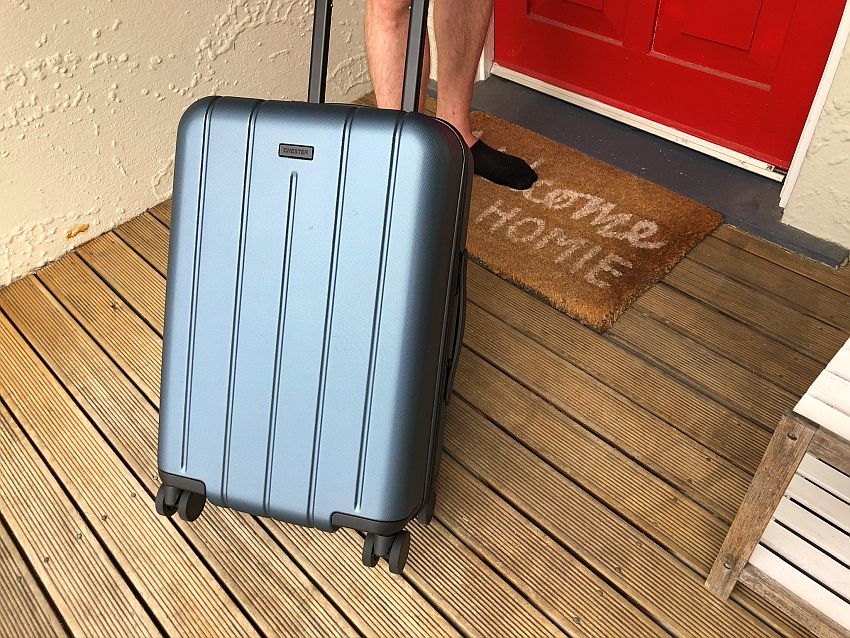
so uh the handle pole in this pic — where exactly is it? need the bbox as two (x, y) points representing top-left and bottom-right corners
(308, 0), (333, 104)
(401, 0), (430, 112)
(309, 0), (429, 110)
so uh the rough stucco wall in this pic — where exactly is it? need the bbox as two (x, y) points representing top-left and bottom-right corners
(782, 36), (850, 249)
(0, 0), (369, 286)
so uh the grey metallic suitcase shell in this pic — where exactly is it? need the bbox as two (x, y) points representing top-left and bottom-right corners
(156, 94), (471, 538)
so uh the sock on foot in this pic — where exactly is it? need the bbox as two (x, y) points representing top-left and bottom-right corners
(470, 140), (538, 190)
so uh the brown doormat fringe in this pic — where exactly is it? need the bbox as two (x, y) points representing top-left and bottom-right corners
(467, 112), (722, 332)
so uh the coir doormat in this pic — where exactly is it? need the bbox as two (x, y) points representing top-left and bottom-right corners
(468, 112), (722, 332)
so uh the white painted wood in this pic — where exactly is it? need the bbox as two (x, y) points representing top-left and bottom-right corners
(795, 395), (850, 443)
(490, 63), (785, 181)
(780, 2), (850, 208)
(826, 341), (850, 379)
(476, 14), (494, 83)
(787, 475), (850, 531)
(750, 545), (850, 627)
(799, 455), (850, 504)
(761, 521), (850, 600)
(775, 497), (850, 566)
(810, 370), (850, 415)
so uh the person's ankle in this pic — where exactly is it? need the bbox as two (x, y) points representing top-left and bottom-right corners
(470, 140), (538, 190)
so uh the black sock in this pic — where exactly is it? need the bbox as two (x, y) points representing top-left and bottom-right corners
(470, 140), (538, 190)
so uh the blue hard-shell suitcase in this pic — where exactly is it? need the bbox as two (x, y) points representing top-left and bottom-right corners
(154, 0), (471, 574)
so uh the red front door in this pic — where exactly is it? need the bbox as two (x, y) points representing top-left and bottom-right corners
(494, 0), (846, 168)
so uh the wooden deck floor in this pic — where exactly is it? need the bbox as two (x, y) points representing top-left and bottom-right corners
(2, 196), (850, 637)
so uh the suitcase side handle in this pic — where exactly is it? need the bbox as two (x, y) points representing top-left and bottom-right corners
(308, 0), (429, 112)
(444, 252), (467, 403)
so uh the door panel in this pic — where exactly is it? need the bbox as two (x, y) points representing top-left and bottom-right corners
(681, 0), (763, 51)
(495, 0), (846, 168)
(530, 0), (629, 42)
(653, 0), (797, 85)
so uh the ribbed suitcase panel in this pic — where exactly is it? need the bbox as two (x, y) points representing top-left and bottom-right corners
(181, 98), (259, 500)
(249, 103), (357, 526)
(220, 101), (322, 514)
(158, 96), (218, 474)
(352, 118), (462, 523)
(307, 109), (405, 529)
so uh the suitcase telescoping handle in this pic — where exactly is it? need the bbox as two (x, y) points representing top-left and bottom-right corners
(308, 0), (430, 112)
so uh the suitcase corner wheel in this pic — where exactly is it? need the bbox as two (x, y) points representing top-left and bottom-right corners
(155, 484), (206, 522)
(362, 531), (411, 574)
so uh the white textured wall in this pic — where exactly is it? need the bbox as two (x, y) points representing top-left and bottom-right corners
(782, 37), (850, 249)
(0, 0), (369, 286)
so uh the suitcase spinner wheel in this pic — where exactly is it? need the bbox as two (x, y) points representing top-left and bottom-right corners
(155, 484), (206, 522)
(362, 530), (411, 574)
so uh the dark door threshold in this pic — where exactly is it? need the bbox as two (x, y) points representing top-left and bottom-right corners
(463, 76), (848, 267)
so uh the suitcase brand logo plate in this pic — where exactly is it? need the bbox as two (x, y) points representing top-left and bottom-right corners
(278, 143), (314, 160)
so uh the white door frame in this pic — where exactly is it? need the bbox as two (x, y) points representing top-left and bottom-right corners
(780, 1), (850, 207)
(478, 3), (850, 196)
(476, 14), (495, 83)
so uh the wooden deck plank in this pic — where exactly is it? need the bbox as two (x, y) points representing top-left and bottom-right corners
(713, 226), (850, 297)
(37, 254), (162, 404)
(147, 201), (171, 227)
(114, 212), (169, 277)
(444, 397), (780, 638)
(0, 425), (79, 638)
(76, 232), (165, 333)
(631, 284), (822, 396)
(264, 523), (460, 638)
(465, 301), (750, 522)
(455, 349), (725, 573)
(403, 520), (566, 638)
(0, 403), (158, 637)
(608, 309), (797, 432)
(1, 274), (441, 638)
(691, 237), (850, 332)
(0, 309), (257, 638)
(663, 258), (847, 364)
(468, 262), (767, 475)
(0, 524), (68, 638)
(437, 456), (667, 637)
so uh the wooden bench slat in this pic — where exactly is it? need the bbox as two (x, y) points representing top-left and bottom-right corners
(826, 342), (850, 379)
(760, 522), (850, 601)
(749, 546), (850, 629)
(795, 395), (850, 443)
(807, 370), (850, 419)
(774, 498), (850, 567)
(798, 455), (850, 505)
(787, 475), (850, 531)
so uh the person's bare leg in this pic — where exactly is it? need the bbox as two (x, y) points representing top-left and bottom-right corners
(365, 0), (430, 111)
(432, 0), (489, 145)
(366, 0), (536, 188)
(434, 0), (537, 188)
